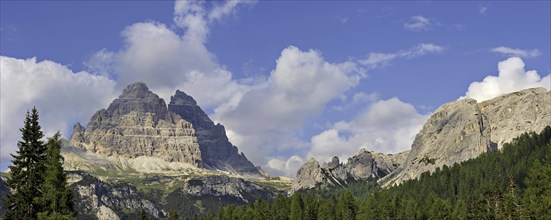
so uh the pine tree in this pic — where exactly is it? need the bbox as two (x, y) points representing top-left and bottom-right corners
(503, 176), (523, 219)
(289, 194), (304, 220)
(139, 208), (148, 220)
(336, 191), (356, 220)
(317, 197), (336, 220)
(4, 108), (47, 219)
(523, 142), (551, 219)
(167, 209), (180, 220)
(37, 132), (75, 219)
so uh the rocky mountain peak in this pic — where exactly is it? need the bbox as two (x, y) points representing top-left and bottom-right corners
(381, 87), (550, 186)
(120, 81), (151, 98)
(291, 150), (408, 193)
(68, 82), (203, 168)
(168, 90), (265, 177)
(171, 90), (198, 106)
(106, 81), (167, 121)
(67, 82), (264, 177)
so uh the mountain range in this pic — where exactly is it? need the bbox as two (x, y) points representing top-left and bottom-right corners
(0, 82), (549, 219)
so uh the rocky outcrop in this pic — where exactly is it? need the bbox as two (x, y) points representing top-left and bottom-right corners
(69, 82), (202, 167)
(168, 90), (265, 177)
(383, 87), (551, 186)
(69, 172), (165, 219)
(182, 175), (275, 201)
(291, 150), (409, 193)
(480, 87), (551, 149)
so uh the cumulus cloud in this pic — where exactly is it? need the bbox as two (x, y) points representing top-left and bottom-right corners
(265, 97), (428, 177)
(464, 57), (551, 102)
(266, 155), (305, 178)
(213, 46), (364, 169)
(308, 98), (429, 162)
(360, 43), (445, 69)
(85, 1), (253, 109)
(0, 56), (117, 168)
(403, 16), (431, 31)
(491, 47), (541, 58)
(1, 1), (253, 169)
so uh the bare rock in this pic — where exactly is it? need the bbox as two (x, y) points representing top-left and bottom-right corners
(291, 150), (408, 193)
(168, 90), (265, 177)
(69, 82), (203, 167)
(382, 87), (550, 186)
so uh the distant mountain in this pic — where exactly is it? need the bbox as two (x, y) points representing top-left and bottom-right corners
(291, 150), (408, 193)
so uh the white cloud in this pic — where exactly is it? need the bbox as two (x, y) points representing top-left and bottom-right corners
(307, 98), (429, 163)
(83, 1), (256, 110)
(266, 155), (305, 177)
(464, 57), (551, 102)
(352, 92), (380, 104)
(403, 16), (431, 31)
(491, 47), (541, 58)
(360, 43), (445, 69)
(213, 46), (364, 169)
(0, 56), (117, 167)
(479, 6), (488, 14)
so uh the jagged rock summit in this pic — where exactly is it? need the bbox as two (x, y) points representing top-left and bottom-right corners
(382, 87), (551, 186)
(169, 90), (267, 176)
(291, 149), (409, 193)
(68, 81), (263, 177)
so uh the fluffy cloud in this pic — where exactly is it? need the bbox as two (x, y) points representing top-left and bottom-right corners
(86, 1), (253, 108)
(308, 98), (428, 162)
(403, 16), (431, 31)
(464, 57), (550, 102)
(491, 47), (541, 58)
(0, 1), (253, 169)
(213, 46), (364, 168)
(360, 43), (445, 69)
(266, 155), (305, 178)
(0, 56), (117, 168)
(265, 97), (428, 177)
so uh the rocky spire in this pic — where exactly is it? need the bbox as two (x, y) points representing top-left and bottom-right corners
(168, 90), (265, 177)
(105, 81), (168, 121)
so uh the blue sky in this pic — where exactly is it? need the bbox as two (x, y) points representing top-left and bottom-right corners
(1, 1), (550, 176)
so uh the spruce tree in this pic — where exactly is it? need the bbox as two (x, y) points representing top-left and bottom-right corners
(139, 208), (148, 220)
(37, 132), (75, 219)
(167, 209), (180, 220)
(523, 142), (551, 219)
(4, 108), (47, 219)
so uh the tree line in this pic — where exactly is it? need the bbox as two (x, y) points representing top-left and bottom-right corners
(209, 126), (551, 220)
(3, 108), (75, 219)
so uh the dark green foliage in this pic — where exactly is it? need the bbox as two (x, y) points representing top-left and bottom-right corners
(2, 108), (75, 220)
(4, 108), (47, 219)
(522, 141), (551, 219)
(139, 208), (148, 220)
(167, 209), (180, 220)
(37, 132), (75, 219)
(212, 126), (551, 220)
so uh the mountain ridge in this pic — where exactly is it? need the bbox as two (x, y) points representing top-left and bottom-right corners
(67, 81), (264, 177)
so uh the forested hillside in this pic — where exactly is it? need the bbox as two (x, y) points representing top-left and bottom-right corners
(211, 126), (551, 219)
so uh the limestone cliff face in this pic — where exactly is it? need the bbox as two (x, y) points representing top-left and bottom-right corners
(480, 87), (551, 149)
(291, 150), (409, 193)
(168, 90), (265, 177)
(383, 87), (551, 186)
(69, 82), (203, 167)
